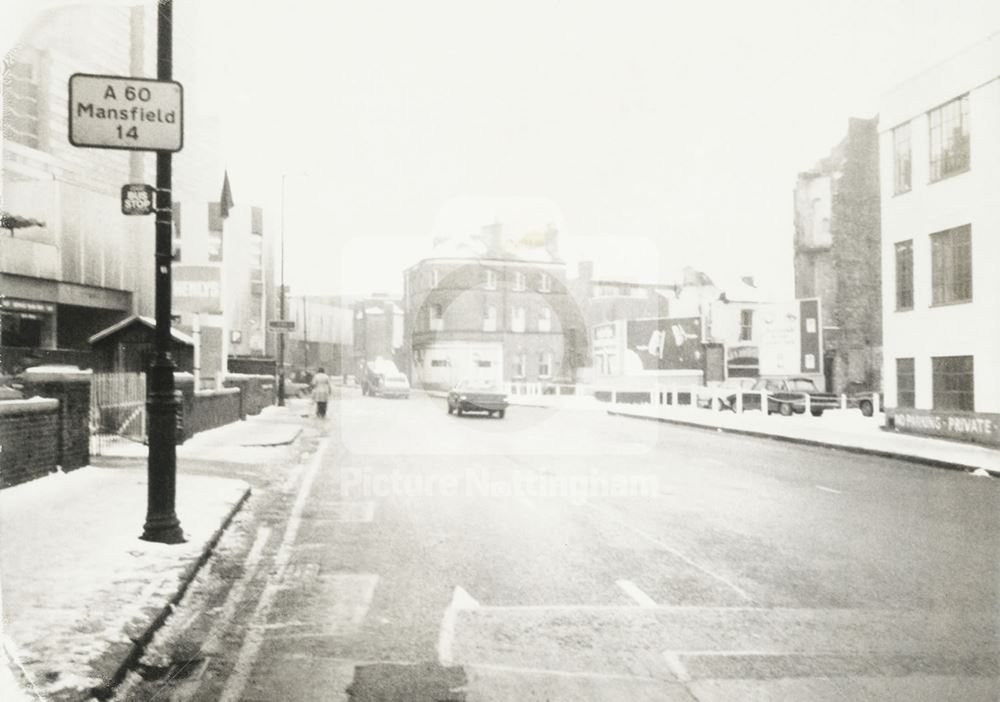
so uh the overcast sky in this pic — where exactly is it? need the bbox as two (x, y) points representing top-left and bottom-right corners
(7, 1), (1000, 297)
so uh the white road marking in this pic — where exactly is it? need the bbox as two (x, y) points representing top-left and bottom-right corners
(466, 662), (664, 682)
(662, 651), (690, 682)
(815, 485), (842, 494)
(217, 440), (329, 702)
(201, 525), (272, 655)
(437, 586), (479, 666)
(615, 579), (658, 607)
(586, 503), (753, 602)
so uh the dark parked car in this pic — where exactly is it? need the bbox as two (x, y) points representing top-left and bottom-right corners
(725, 377), (840, 417)
(447, 379), (508, 418)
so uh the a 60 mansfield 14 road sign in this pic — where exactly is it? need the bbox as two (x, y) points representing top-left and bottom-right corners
(69, 73), (183, 152)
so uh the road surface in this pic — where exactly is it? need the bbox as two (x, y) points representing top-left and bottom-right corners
(113, 387), (1000, 701)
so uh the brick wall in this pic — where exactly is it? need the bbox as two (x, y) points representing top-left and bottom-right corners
(223, 374), (275, 418)
(0, 399), (60, 488)
(174, 373), (196, 442)
(188, 388), (241, 435)
(16, 368), (92, 471)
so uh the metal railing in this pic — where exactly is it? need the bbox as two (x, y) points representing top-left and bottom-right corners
(90, 372), (147, 455)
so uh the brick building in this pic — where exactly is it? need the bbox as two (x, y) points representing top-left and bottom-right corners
(793, 116), (882, 393)
(403, 224), (584, 389)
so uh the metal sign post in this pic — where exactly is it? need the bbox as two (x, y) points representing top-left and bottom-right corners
(141, 0), (184, 544)
(68, 2), (184, 543)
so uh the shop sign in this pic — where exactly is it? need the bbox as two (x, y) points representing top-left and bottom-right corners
(889, 408), (1000, 448)
(0, 298), (56, 314)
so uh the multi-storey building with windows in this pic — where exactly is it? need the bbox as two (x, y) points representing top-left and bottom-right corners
(1, 5), (276, 383)
(403, 223), (584, 389)
(879, 31), (1000, 446)
(794, 117), (882, 394)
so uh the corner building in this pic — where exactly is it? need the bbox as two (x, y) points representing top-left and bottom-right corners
(403, 224), (584, 390)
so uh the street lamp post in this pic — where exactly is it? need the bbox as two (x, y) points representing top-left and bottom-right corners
(142, 0), (184, 544)
(277, 174), (287, 407)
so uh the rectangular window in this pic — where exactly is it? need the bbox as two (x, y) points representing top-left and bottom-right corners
(539, 273), (551, 292)
(538, 307), (551, 332)
(896, 358), (915, 409)
(476, 360), (492, 368)
(251, 206), (264, 235)
(514, 272), (526, 291)
(511, 306), (525, 332)
(429, 303), (443, 331)
(207, 203), (224, 261)
(430, 359), (448, 368)
(2, 55), (40, 149)
(739, 309), (753, 341)
(892, 122), (911, 194)
(514, 353), (526, 378)
(928, 94), (970, 182)
(895, 240), (913, 310)
(483, 305), (497, 332)
(538, 351), (552, 378)
(431, 269), (440, 287)
(930, 225), (972, 305)
(932, 355), (974, 411)
(484, 269), (496, 290)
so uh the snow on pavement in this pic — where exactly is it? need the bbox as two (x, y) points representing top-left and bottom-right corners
(0, 465), (249, 700)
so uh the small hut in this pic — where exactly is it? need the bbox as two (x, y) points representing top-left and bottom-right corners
(88, 315), (195, 373)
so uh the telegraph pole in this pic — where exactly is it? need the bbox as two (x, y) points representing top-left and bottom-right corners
(142, 0), (184, 543)
(277, 175), (287, 406)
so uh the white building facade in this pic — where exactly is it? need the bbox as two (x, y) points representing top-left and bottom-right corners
(879, 32), (1000, 446)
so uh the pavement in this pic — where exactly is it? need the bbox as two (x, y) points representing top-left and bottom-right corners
(0, 406), (304, 702)
(604, 402), (1000, 476)
(427, 386), (1000, 475)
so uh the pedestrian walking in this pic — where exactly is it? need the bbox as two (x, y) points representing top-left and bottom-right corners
(311, 367), (332, 418)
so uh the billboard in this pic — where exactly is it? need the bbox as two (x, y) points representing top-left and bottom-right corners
(173, 264), (222, 314)
(757, 299), (822, 376)
(625, 317), (703, 371)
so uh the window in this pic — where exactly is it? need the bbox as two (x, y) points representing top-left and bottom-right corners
(476, 360), (492, 368)
(928, 94), (970, 181)
(511, 306), (525, 332)
(539, 273), (551, 292)
(739, 309), (753, 341)
(514, 352), (527, 378)
(513, 272), (526, 291)
(895, 240), (913, 310)
(932, 355), (974, 411)
(538, 307), (551, 332)
(538, 351), (552, 378)
(484, 269), (496, 290)
(896, 358), (915, 409)
(429, 303), (443, 331)
(431, 269), (440, 287)
(930, 225), (972, 305)
(207, 203), (224, 262)
(2, 53), (40, 149)
(892, 122), (911, 194)
(483, 305), (497, 332)
(1, 312), (44, 347)
(430, 359), (448, 368)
